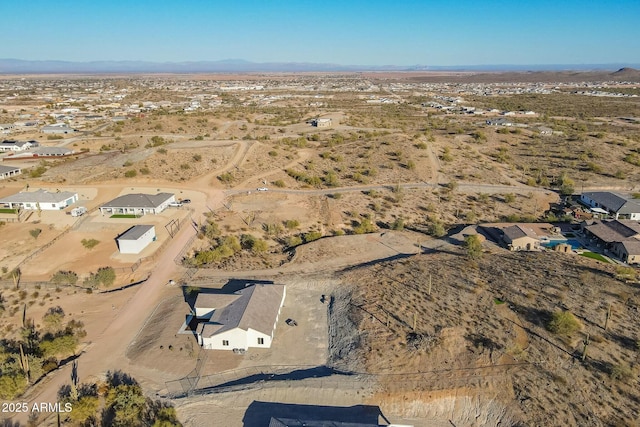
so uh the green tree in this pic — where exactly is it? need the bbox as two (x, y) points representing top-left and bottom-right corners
(106, 384), (147, 426)
(43, 306), (65, 332)
(464, 235), (483, 259)
(39, 334), (79, 359)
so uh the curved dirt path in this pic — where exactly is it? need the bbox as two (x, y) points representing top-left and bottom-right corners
(14, 222), (196, 425)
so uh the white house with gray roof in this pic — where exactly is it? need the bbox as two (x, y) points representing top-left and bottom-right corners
(195, 284), (286, 351)
(0, 140), (38, 152)
(0, 189), (78, 210)
(99, 193), (175, 216)
(0, 165), (21, 179)
(10, 147), (74, 158)
(116, 225), (156, 254)
(580, 192), (640, 220)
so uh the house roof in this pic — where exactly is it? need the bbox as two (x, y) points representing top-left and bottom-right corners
(1, 140), (30, 147)
(582, 191), (640, 214)
(585, 220), (640, 243)
(101, 193), (174, 209)
(0, 189), (76, 204)
(198, 284), (286, 338)
(117, 225), (154, 241)
(33, 147), (72, 156)
(0, 165), (20, 174)
(619, 240), (640, 256)
(502, 224), (541, 241)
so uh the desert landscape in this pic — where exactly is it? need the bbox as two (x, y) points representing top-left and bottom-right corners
(1, 68), (640, 426)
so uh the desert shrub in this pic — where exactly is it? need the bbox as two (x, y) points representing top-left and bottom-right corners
(85, 267), (116, 288)
(274, 180), (286, 188)
(284, 219), (300, 229)
(286, 235), (303, 247)
(29, 228), (42, 239)
(81, 238), (100, 250)
(610, 363), (633, 382)
(218, 172), (234, 183)
(51, 270), (78, 285)
(546, 311), (581, 335)
(464, 235), (483, 259)
(304, 231), (322, 242)
(124, 170), (137, 178)
(391, 217), (405, 230)
(353, 218), (378, 234)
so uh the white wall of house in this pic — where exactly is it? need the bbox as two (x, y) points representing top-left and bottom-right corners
(117, 226), (156, 254)
(8, 194), (78, 210)
(201, 328), (248, 350)
(0, 168), (21, 179)
(154, 195), (175, 213)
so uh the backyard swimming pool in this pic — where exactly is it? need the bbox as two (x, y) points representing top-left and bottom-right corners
(541, 238), (583, 250)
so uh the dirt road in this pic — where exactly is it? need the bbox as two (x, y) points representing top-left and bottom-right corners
(14, 222), (197, 425)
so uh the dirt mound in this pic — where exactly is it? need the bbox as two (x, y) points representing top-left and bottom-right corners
(332, 250), (640, 425)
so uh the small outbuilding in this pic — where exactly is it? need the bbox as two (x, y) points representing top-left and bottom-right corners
(116, 225), (156, 254)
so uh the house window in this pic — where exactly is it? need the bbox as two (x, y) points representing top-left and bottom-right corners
(222, 340), (229, 346)
(257, 338), (264, 345)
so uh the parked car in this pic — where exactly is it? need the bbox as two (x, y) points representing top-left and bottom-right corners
(168, 201), (183, 207)
(257, 187), (268, 191)
(181, 198), (191, 204)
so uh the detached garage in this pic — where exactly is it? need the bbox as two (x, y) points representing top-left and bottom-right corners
(116, 225), (156, 254)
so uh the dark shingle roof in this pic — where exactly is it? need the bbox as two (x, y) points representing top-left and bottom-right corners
(583, 192), (640, 214)
(586, 220), (640, 243)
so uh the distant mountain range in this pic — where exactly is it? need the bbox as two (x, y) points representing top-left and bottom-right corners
(0, 58), (639, 74)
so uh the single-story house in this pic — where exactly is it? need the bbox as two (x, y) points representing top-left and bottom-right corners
(486, 118), (513, 127)
(99, 193), (175, 216)
(0, 140), (38, 152)
(611, 240), (640, 265)
(580, 192), (640, 220)
(42, 124), (76, 134)
(312, 118), (332, 128)
(0, 189), (78, 210)
(583, 219), (640, 248)
(0, 124), (15, 133)
(195, 284), (286, 351)
(116, 225), (156, 254)
(8, 147), (75, 159)
(0, 165), (21, 179)
(502, 224), (542, 251)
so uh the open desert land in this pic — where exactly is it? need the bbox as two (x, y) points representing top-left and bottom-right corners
(1, 70), (640, 426)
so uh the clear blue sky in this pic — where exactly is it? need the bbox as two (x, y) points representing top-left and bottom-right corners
(3, 0), (639, 66)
